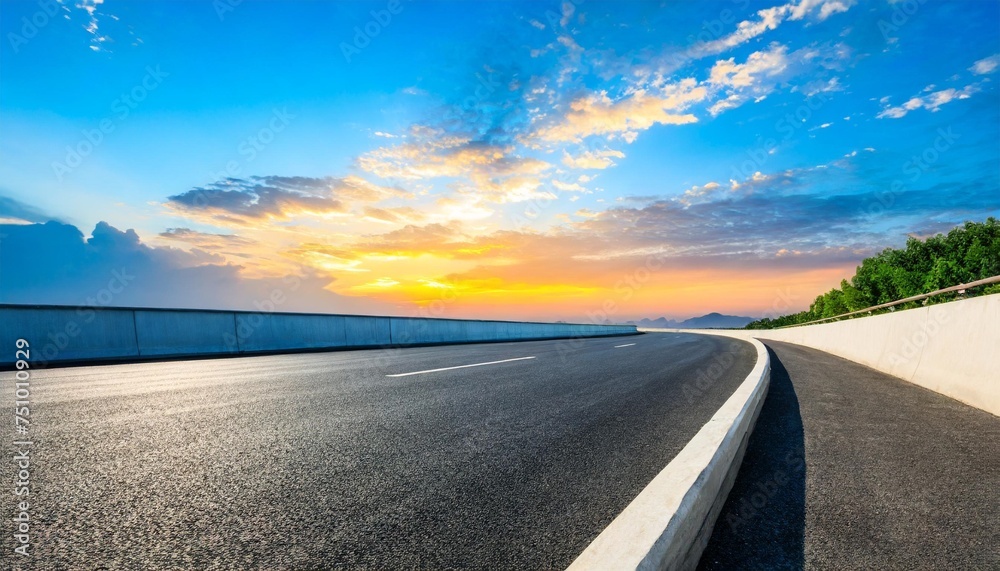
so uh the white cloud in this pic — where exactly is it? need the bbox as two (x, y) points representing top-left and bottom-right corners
(709, 44), (789, 89)
(707, 42), (849, 116)
(707, 43), (791, 116)
(802, 76), (843, 97)
(789, 0), (855, 21)
(877, 84), (980, 119)
(970, 54), (1000, 75)
(553, 180), (587, 192)
(72, 0), (110, 51)
(678, 181), (722, 206)
(683, 0), (854, 64)
(685, 5), (791, 61)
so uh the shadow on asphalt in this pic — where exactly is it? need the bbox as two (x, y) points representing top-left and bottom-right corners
(698, 346), (807, 570)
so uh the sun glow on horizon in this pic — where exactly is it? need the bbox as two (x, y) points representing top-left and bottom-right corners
(1, 0), (997, 319)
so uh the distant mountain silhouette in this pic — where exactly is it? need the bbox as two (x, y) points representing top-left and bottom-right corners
(628, 312), (754, 329)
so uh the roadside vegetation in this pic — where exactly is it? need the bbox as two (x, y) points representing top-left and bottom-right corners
(746, 218), (1000, 330)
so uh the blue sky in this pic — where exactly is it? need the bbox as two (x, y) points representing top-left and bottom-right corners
(1, 0), (998, 320)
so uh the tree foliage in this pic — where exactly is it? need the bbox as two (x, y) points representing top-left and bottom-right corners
(746, 218), (1000, 330)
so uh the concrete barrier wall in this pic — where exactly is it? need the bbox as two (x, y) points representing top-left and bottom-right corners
(750, 294), (999, 417)
(236, 313), (348, 353)
(343, 315), (393, 347)
(0, 306), (139, 363)
(0, 305), (636, 367)
(135, 310), (239, 357)
(645, 293), (1000, 417)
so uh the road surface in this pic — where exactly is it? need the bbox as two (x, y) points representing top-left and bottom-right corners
(2, 332), (755, 570)
(700, 340), (1000, 570)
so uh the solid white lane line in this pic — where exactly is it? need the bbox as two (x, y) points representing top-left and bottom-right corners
(386, 356), (536, 377)
(615, 343), (636, 348)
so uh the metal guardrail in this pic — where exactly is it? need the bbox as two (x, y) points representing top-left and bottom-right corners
(778, 274), (1000, 329)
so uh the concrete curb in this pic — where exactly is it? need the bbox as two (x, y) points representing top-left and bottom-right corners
(567, 333), (770, 571)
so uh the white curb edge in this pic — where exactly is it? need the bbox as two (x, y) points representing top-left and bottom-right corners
(567, 333), (770, 571)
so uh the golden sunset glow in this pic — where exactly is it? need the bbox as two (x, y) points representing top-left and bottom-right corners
(5, 0), (996, 323)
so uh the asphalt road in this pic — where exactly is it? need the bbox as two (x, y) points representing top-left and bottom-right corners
(1, 332), (755, 570)
(700, 340), (1000, 570)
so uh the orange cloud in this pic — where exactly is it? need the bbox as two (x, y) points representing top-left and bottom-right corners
(534, 79), (706, 143)
(561, 148), (625, 169)
(358, 132), (554, 203)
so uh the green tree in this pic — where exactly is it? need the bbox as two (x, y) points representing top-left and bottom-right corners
(745, 218), (1000, 329)
(840, 279), (868, 312)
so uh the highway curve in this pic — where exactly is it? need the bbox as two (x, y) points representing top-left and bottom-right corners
(1, 332), (754, 570)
